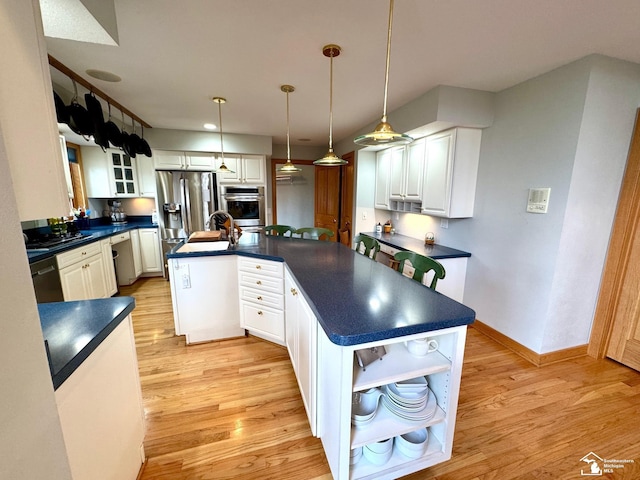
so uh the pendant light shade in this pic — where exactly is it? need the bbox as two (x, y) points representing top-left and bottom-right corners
(315, 44), (347, 166)
(212, 96), (235, 174)
(277, 85), (302, 174)
(354, 0), (412, 147)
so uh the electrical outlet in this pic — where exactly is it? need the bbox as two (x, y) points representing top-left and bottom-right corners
(441, 219), (449, 229)
(394, 212), (399, 220)
(182, 273), (191, 288)
(362, 211), (367, 220)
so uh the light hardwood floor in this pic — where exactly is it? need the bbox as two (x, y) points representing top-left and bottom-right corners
(123, 278), (640, 480)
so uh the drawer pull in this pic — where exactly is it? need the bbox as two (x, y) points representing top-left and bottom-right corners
(257, 310), (263, 316)
(257, 296), (263, 301)
(255, 265), (261, 270)
(290, 288), (298, 296)
(82, 251), (87, 255)
(256, 280), (262, 285)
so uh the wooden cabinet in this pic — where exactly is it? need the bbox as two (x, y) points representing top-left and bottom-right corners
(55, 315), (145, 480)
(374, 149), (392, 210)
(100, 238), (118, 297)
(215, 154), (266, 184)
(153, 150), (216, 171)
(168, 255), (243, 344)
(421, 128), (481, 218)
(57, 242), (108, 301)
(317, 325), (467, 479)
(83, 148), (145, 198)
(238, 257), (285, 345)
(139, 228), (162, 273)
(285, 269), (318, 436)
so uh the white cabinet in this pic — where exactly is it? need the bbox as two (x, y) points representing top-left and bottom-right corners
(374, 149), (392, 210)
(421, 128), (481, 218)
(317, 325), (467, 480)
(136, 155), (157, 197)
(100, 238), (117, 297)
(389, 141), (425, 202)
(168, 255), (244, 344)
(238, 257), (285, 345)
(83, 148), (141, 198)
(139, 228), (163, 273)
(59, 135), (74, 199)
(153, 150), (216, 171)
(55, 315), (145, 480)
(285, 269), (318, 436)
(215, 154), (266, 184)
(57, 242), (108, 301)
(130, 229), (143, 278)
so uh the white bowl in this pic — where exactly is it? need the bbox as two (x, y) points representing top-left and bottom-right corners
(351, 388), (382, 425)
(350, 447), (363, 465)
(365, 437), (393, 454)
(396, 428), (429, 455)
(363, 441), (393, 465)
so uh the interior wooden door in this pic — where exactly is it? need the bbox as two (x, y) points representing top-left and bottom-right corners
(314, 165), (341, 240)
(339, 152), (355, 246)
(592, 109), (640, 371)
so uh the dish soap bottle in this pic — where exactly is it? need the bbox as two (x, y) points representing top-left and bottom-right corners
(376, 222), (382, 233)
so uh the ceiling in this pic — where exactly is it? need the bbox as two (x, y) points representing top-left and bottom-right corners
(44, 0), (640, 148)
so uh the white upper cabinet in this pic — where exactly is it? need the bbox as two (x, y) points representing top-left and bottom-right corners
(154, 150), (216, 171)
(83, 148), (140, 198)
(421, 128), (481, 218)
(136, 155), (157, 197)
(215, 154), (265, 185)
(389, 139), (425, 202)
(374, 149), (392, 210)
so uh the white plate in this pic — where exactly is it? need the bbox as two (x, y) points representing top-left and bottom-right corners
(381, 388), (438, 421)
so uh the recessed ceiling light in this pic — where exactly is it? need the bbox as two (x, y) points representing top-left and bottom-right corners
(86, 69), (121, 82)
(203, 123), (217, 130)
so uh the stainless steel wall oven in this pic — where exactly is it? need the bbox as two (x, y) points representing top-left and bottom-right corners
(220, 186), (265, 231)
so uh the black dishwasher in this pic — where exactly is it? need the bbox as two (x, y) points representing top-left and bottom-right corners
(30, 257), (64, 303)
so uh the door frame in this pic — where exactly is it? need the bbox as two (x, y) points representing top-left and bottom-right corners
(589, 109), (640, 358)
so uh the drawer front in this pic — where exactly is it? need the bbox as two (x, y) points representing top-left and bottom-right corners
(241, 303), (285, 340)
(238, 257), (283, 278)
(379, 243), (400, 256)
(110, 231), (131, 245)
(239, 272), (283, 294)
(56, 242), (102, 269)
(240, 286), (284, 310)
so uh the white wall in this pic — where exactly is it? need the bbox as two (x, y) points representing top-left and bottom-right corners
(276, 165), (315, 228)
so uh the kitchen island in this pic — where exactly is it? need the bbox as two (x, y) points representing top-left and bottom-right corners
(39, 297), (145, 480)
(168, 234), (475, 479)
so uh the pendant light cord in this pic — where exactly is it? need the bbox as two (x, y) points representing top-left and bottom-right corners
(286, 89), (291, 162)
(381, 0), (394, 123)
(328, 49), (335, 153)
(217, 100), (225, 162)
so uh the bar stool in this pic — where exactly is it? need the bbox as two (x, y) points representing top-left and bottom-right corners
(353, 234), (381, 260)
(295, 227), (334, 241)
(393, 251), (446, 290)
(263, 224), (295, 236)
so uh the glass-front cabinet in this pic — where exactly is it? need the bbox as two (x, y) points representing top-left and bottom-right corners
(111, 151), (138, 196)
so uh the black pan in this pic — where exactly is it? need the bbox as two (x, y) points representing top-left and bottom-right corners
(138, 126), (152, 157)
(127, 119), (140, 158)
(85, 92), (108, 150)
(120, 111), (133, 157)
(53, 91), (69, 124)
(65, 80), (93, 137)
(104, 103), (122, 147)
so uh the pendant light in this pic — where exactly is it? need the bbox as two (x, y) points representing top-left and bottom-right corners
(354, 0), (412, 147)
(277, 85), (302, 174)
(212, 96), (235, 174)
(314, 44), (347, 166)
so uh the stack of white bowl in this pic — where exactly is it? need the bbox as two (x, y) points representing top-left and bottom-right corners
(395, 428), (429, 459)
(363, 437), (393, 465)
(351, 388), (383, 427)
(350, 446), (363, 465)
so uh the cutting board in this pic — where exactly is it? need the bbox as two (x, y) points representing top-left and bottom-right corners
(187, 231), (222, 243)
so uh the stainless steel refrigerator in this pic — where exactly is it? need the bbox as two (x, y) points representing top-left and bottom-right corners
(156, 170), (219, 278)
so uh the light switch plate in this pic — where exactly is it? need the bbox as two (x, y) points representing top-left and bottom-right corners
(527, 188), (551, 214)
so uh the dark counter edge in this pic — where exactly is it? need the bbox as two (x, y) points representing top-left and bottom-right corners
(40, 297), (136, 390)
(361, 232), (471, 259)
(166, 238), (476, 347)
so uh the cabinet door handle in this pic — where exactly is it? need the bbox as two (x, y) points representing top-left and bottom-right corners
(256, 280), (262, 285)
(257, 310), (263, 316)
(82, 251), (87, 255)
(290, 288), (297, 296)
(255, 265), (261, 270)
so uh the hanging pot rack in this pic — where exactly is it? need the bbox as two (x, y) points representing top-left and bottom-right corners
(48, 55), (151, 129)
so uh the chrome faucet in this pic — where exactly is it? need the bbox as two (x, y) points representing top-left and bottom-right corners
(206, 211), (235, 244)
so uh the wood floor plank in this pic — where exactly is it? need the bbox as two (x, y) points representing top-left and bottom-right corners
(124, 278), (640, 479)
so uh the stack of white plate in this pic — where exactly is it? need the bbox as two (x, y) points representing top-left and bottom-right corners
(381, 377), (438, 421)
(351, 388), (383, 427)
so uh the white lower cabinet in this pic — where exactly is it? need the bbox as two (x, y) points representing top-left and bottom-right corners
(238, 257), (285, 345)
(317, 325), (467, 480)
(57, 242), (108, 301)
(169, 255), (244, 344)
(100, 238), (118, 297)
(285, 268), (318, 436)
(55, 315), (145, 480)
(139, 228), (163, 273)
(130, 229), (143, 278)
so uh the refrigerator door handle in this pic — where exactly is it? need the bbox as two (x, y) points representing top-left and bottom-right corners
(180, 177), (192, 235)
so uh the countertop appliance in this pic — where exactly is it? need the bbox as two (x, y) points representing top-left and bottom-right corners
(220, 185), (265, 232)
(156, 170), (219, 278)
(30, 256), (64, 303)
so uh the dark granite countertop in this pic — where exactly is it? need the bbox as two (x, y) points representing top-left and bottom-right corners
(27, 219), (158, 263)
(39, 296), (135, 390)
(168, 234), (475, 346)
(361, 232), (471, 259)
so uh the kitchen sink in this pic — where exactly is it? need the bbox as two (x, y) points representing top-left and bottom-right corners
(176, 241), (230, 253)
